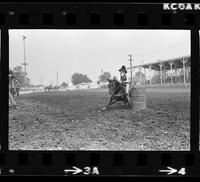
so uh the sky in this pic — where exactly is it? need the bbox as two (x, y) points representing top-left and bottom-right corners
(9, 29), (191, 86)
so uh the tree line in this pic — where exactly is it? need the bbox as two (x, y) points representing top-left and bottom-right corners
(71, 71), (112, 86)
(10, 65), (113, 87)
(10, 66), (30, 87)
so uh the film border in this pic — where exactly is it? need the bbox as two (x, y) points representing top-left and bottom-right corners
(0, 2), (199, 176)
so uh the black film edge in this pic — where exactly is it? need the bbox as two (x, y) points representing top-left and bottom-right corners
(0, 2), (199, 177)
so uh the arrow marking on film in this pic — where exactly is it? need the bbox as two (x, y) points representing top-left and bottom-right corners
(159, 167), (177, 175)
(64, 166), (83, 175)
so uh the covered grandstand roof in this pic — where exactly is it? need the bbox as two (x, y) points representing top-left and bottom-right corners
(127, 55), (190, 71)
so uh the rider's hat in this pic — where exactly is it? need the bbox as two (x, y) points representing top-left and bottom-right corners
(119, 65), (127, 73)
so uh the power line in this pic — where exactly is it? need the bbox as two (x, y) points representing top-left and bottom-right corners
(133, 39), (190, 58)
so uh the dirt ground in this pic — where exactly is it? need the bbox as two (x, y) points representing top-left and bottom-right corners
(9, 87), (190, 151)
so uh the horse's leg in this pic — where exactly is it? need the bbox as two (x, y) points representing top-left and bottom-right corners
(99, 96), (118, 112)
(107, 99), (118, 108)
(99, 96), (113, 112)
(99, 97), (112, 112)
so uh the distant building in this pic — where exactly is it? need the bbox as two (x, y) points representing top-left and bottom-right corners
(78, 82), (91, 89)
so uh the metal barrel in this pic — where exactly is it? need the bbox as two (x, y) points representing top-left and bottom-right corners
(130, 87), (146, 110)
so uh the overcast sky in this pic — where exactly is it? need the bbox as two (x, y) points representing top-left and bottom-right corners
(9, 30), (190, 85)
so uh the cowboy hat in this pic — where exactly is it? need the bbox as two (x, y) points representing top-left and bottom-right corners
(119, 65), (127, 73)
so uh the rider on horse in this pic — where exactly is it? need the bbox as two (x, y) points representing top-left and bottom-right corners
(119, 65), (127, 93)
(99, 65), (131, 112)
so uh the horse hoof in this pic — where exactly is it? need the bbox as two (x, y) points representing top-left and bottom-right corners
(99, 107), (106, 112)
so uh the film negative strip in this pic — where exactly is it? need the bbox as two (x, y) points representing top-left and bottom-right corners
(0, 2), (199, 177)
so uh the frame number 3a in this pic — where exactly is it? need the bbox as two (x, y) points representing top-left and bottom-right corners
(178, 168), (186, 175)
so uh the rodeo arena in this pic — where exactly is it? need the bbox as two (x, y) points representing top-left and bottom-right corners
(8, 53), (191, 151)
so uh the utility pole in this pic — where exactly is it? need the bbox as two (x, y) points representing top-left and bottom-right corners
(100, 69), (103, 87)
(158, 60), (163, 85)
(140, 60), (144, 85)
(41, 77), (43, 85)
(21, 35), (28, 87)
(56, 72), (58, 87)
(128, 54), (133, 85)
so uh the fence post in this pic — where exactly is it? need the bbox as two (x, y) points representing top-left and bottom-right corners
(148, 65), (152, 86)
(158, 60), (163, 85)
(168, 60), (174, 85)
(181, 57), (187, 85)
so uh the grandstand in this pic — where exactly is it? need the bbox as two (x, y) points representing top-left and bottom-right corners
(127, 55), (190, 87)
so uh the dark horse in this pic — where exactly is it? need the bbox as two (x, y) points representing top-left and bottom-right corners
(99, 78), (131, 112)
(53, 86), (60, 91)
(45, 85), (53, 92)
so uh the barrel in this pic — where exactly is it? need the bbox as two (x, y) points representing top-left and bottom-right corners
(129, 87), (146, 110)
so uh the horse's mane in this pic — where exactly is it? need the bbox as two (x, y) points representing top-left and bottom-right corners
(108, 79), (124, 96)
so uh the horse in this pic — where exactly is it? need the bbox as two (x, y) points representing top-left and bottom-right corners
(99, 78), (131, 112)
(45, 85), (53, 92)
(53, 86), (60, 91)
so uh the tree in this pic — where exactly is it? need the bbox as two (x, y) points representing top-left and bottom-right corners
(99, 72), (111, 82)
(71, 73), (92, 85)
(113, 76), (118, 80)
(61, 82), (68, 88)
(12, 65), (30, 86)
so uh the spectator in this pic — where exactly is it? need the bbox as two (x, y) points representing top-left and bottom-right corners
(15, 80), (20, 97)
(9, 71), (16, 97)
(9, 70), (19, 109)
